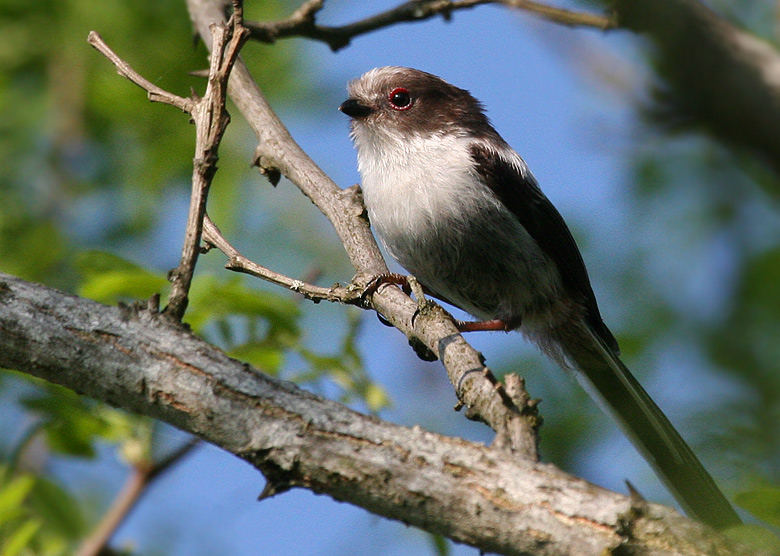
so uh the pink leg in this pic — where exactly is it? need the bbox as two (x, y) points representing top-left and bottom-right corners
(455, 319), (514, 332)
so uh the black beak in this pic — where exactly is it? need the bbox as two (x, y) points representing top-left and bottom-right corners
(339, 98), (373, 118)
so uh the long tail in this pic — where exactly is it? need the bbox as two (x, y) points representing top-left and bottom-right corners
(550, 320), (740, 529)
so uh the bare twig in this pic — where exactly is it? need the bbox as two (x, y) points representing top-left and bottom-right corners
(89, 2), (251, 322)
(244, 0), (613, 51)
(202, 215), (361, 304)
(87, 32), (193, 112)
(165, 4), (250, 320)
(246, 0), (487, 51)
(76, 439), (200, 556)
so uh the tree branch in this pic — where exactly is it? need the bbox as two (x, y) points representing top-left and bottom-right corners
(0, 274), (742, 555)
(86, 31), (194, 113)
(201, 214), (362, 304)
(88, 2), (250, 322)
(244, 0), (614, 51)
(611, 0), (780, 177)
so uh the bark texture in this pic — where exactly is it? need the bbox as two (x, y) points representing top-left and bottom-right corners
(0, 274), (742, 555)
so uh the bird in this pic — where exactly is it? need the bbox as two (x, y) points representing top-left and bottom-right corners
(339, 66), (740, 529)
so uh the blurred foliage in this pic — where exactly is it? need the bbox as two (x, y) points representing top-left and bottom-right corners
(625, 137), (779, 483)
(736, 486), (780, 529)
(708, 0), (780, 43)
(0, 471), (74, 556)
(570, 3), (779, 541)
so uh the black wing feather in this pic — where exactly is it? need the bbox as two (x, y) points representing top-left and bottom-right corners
(470, 144), (619, 353)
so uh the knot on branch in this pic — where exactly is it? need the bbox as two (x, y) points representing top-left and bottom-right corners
(253, 152), (282, 186)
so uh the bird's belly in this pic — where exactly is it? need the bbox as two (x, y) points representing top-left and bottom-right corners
(365, 177), (566, 328)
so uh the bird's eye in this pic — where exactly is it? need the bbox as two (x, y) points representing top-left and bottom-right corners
(388, 87), (412, 110)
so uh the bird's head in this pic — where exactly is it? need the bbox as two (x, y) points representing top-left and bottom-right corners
(339, 66), (493, 143)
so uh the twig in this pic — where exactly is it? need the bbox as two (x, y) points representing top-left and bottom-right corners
(202, 215), (361, 304)
(88, 1), (250, 322)
(87, 32), (193, 112)
(244, 0), (614, 51)
(165, 3), (250, 320)
(500, 0), (616, 29)
(76, 439), (200, 556)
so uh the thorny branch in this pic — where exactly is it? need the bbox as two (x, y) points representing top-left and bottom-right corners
(245, 0), (615, 51)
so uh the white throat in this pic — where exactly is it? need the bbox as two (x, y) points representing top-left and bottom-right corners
(354, 129), (481, 247)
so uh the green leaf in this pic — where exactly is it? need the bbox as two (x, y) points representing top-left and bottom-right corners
(75, 250), (168, 303)
(75, 250), (148, 276)
(0, 475), (35, 526)
(22, 388), (112, 458)
(428, 533), (450, 556)
(364, 383), (391, 412)
(228, 342), (285, 375)
(1, 518), (42, 556)
(723, 524), (780, 554)
(735, 487), (780, 528)
(186, 276), (300, 335)
(27, 477), (84, 539)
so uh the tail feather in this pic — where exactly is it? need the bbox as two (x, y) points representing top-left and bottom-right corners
(551, 320), (740, 529)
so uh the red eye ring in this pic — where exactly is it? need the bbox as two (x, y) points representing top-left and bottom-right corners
(388, 87), (413, 110)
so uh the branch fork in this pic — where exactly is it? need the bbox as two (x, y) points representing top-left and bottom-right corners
(88, 1), (250, 323)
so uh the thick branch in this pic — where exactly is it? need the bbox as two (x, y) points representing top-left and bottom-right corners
(611, 0), (780, 176)
(0, 274), (741, 555)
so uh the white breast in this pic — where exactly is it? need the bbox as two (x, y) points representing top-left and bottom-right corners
(355, 131), (484, 247)
(351, 125), (566, 327)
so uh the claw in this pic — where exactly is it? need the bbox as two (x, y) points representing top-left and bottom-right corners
(359, 273), (411, 306)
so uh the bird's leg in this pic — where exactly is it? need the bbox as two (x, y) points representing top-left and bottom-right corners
(455, 318), (517, 332)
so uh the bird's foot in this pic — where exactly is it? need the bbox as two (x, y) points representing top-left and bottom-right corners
(359, 272), (411, 307)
